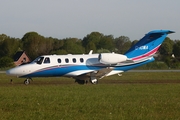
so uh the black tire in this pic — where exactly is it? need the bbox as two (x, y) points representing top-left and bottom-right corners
(24, 79), (30, 85)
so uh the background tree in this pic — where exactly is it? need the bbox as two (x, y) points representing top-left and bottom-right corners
(22, 32), (47, 59)
(82, 32), (115, 53)
(0, 37), (20, 57)
(114, 36), (131, 54)
(51, 38), (64, 52)
(51, 49), (68, 55)
(130, 40), (139, 47)
(82, 32), (103, 53)
(0, 34), (8, 42)
(159, 37), (174, 56)
(62, 38), (85, 54)
(0, 31), (178, 69)
(158, 37), (174, 67)
(86, 41), (96, 53)
(98, 35), (114, 51)
(173, 40), (180, 60)
(0, 56), (14, 68)
(96, 48), (110, 53)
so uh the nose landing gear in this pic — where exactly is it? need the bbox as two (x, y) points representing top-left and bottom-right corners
(24, 78), (32, 85)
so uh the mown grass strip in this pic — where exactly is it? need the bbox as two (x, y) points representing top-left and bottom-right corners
(0, 72), (180, 120)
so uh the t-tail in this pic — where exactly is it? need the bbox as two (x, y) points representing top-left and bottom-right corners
(125, 30), (175, 61)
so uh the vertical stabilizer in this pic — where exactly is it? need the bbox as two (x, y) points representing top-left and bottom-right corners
(125, 30), (174, 61)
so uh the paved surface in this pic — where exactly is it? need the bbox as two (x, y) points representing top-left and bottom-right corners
(128, 70), (180, 72)
(0, 71), (6, 73)
(1, 70), (180, 86)
(1, 70), (180, 74)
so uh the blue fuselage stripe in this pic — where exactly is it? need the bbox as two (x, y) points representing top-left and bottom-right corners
(21, 65), (105, 77)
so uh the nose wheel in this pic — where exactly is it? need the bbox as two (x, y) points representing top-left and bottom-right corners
(24, 78), (32, 85)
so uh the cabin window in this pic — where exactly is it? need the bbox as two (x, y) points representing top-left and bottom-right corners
(65, 58), (69, 63)
(80, 58), (84, 63)
(72, 58), (76, 63)
(44, 57), (50, 63)
(57, 58), (61, 63)
(36, 57), (44, 64)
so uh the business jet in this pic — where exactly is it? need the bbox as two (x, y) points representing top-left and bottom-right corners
(6, 30), (174, 85)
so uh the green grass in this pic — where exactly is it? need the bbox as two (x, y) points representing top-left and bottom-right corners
(0, 72), (180, 120)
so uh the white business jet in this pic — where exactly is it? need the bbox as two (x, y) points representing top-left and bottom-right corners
(6, 30), (174, 85)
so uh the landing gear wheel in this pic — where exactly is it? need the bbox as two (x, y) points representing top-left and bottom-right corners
(90, 79), (98, 84)
(24, 78), (31, 85)
(90, 72), (98, 84)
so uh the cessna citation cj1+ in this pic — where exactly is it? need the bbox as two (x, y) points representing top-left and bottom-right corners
(6, 30), (174, 85)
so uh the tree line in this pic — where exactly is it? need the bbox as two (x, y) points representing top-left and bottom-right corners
(0, 32), (180, 68)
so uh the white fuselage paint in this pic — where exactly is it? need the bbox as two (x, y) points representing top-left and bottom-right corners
(7, 54), (102, 77)
(6, 53), (153, 79)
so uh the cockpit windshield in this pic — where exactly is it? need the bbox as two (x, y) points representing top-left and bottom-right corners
(33, 57), (44, 64)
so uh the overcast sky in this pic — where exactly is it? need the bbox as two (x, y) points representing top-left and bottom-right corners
(0, 0), (179, 40)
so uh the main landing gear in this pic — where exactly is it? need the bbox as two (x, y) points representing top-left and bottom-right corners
(75, 79), (88, 85)
(75, 78), (98, 85)
(90, 78), (98, 84)
(90, 72), (98, 84)
(75, 72), (99, 85)
(24, 78), (32, 85)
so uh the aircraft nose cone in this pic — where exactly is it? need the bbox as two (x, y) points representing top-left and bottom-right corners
(6, 65), (32, 77)
(6, 68), (19, 77)
(6, 69), (14, 76)
(6, 69), (10, 75)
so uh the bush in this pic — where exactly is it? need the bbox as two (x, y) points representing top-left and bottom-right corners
(0, 56), (14, 68)
(136, 61), (168, 70)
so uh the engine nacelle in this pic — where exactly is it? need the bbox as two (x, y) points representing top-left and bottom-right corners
(98, 53), (127, 64)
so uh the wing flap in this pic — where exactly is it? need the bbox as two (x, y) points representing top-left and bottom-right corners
(95, 67), (114, 79)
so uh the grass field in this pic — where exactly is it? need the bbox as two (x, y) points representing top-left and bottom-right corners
(0, 72), (180, 120)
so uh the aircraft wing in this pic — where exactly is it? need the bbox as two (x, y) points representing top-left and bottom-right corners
(74, 67), (114, 80)
(94, 67), (114, 79)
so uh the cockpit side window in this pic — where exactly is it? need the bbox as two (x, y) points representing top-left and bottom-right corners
(36, 57), (44, 64)
(44, 57), (50, 64)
